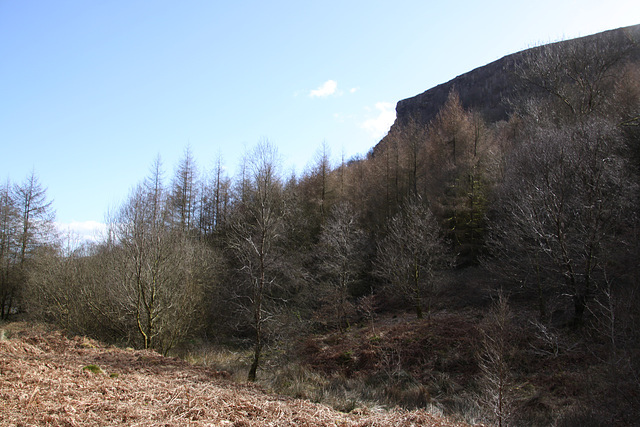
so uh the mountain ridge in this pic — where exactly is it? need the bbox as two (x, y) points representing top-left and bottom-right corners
(378, 23), (640, 151)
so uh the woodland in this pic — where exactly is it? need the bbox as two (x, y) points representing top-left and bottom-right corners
(1, 26), (640, 426)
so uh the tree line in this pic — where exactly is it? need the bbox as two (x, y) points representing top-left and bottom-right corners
(2, 28), (639, 398)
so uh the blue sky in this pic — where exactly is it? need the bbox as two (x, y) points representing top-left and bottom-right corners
(1, 1), (639, 241)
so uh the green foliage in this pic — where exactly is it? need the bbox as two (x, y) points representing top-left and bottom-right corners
(82, 364), (103, 374)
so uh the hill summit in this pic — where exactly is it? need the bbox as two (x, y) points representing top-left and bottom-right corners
(378, 23), (640, 150)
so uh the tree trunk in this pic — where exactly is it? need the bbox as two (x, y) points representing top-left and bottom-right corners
(572, 293), (586, 327)
(248, 250), (265, 382)
(247, 337), (261, 382)
(414, 260), (423, 319)
(416, 303), (424, 319)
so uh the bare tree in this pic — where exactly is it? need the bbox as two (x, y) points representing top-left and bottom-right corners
(0, 180), (19, 319)
(514, 29), (638, 122)
(375, 196), (452, 319)
(317, 202), (366, 331)
(228, 139), (286, 381)
(486, 30), (640, 327)
(107, 160), (214, 354)
(479, 291), (515, 427)
(490, 118), (636, 326)
(24, 238), (95, 333)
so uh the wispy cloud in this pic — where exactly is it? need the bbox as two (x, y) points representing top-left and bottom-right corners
(56, 220), (107, 244)
(361, 102), (396, 139)
(309, 80), (339, 98)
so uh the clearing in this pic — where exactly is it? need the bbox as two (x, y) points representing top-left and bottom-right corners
(0, 322), (476, 426)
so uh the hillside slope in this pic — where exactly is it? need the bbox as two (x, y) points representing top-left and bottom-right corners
(378, 23), (640, 151)
(0, 323), (476, 426)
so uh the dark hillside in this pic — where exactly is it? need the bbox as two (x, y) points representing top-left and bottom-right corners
(378, 23), (640, 152)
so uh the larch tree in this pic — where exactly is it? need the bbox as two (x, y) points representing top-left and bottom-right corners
(426, 90), (495, 261)
(314, 141), (333, 225)
(479, 291), (515, 427)
(400, 117), (429, 197)
(169, 145), (199, 234)
(295, 142), (334, 243)
(14, 171), (56, 265)
(0, 180), (19, 319)
(199, 153), (230, 236)
(6, 171), (56, 318)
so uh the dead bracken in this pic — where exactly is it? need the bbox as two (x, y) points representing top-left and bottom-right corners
(0, 322), (478, 426)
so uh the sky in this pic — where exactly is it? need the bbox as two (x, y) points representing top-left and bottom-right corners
(1, 1), (639, 241)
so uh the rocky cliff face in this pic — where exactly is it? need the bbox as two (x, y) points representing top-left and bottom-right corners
(394, 51), (517, 127)
(378, 24), (640, 149)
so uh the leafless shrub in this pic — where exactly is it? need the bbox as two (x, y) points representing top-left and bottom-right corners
(478, 291), (514, 427)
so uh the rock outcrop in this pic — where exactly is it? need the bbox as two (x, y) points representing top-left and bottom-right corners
(378, 24), (640, 150)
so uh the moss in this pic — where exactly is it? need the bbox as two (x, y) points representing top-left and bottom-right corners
(338, 350), (354, 365)
(82, 364), (103, 374)
(80, 338), (96, 349)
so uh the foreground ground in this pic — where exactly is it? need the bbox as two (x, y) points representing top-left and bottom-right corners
(0, 322), (476, 426)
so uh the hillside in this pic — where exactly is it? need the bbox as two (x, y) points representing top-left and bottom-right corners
(0, 323), (476, 426)
(378, 23), (640, 151)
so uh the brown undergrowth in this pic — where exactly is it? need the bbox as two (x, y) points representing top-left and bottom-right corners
(0, 322), (477, 426)
(293, 312), (485, 420)
(282, 310), (609, 426)
(170, 304), (634, 425)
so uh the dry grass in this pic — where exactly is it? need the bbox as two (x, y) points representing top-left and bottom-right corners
(0, 322), (479, 426)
